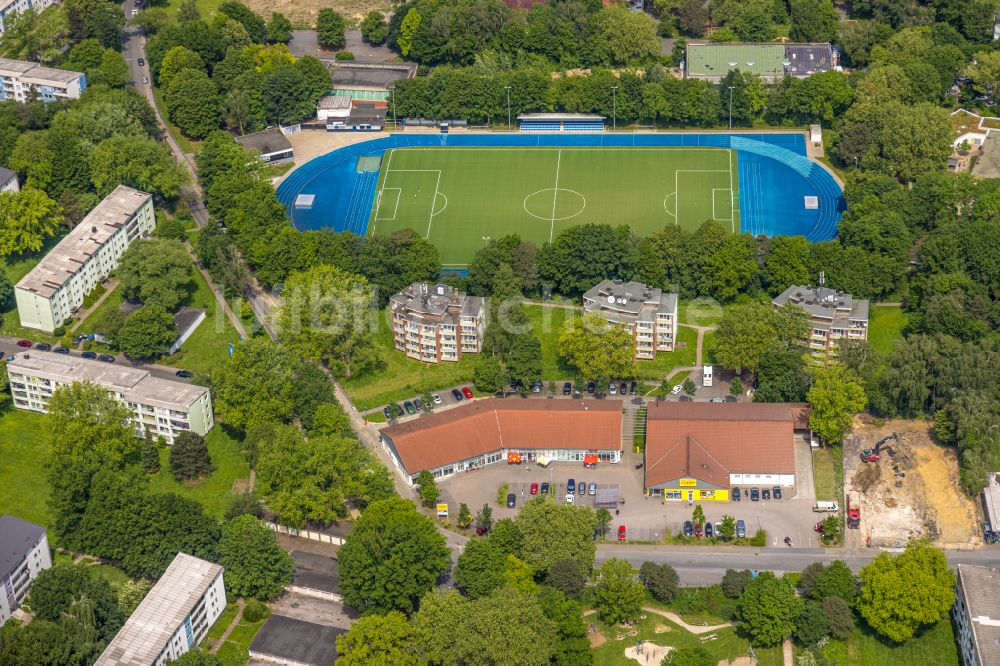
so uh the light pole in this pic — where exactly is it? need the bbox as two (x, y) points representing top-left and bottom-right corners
(505, 86), (512, 131)
(390, 84), (397, 130)
(482, 235), (491, 247)
(611, 86), (618, 131)
(728, 86), (734, 130)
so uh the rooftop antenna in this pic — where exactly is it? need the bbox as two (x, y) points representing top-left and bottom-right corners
(819, 271), (825, 287)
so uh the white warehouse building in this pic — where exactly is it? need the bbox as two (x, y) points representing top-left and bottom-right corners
(15, 185), (154, 333)
(0, 57), (85, 101)
(96, 553), (225, 666)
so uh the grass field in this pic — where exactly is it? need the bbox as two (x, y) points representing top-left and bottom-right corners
(817, 620), (960, 665)
(869, 305), (908, 356)
(369, 147), (739, 267)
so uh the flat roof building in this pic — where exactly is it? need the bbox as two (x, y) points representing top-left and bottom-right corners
(324, 61), (416, 93)
(685, 42), (836, 83)
(96, 553), (225, 666)
(582, 279), (678, 361)
(0, 515), (51, 626)
(249, 615), (343, 666)
(0, 57), (86, 102)
(0, 0), (57, 33)
(7, 350), (214, 444)
(380, 399), (623, 483)
(389, 282), (485, 364)
(235, 127), (294, 164)
(772, 282), (869, 353)
(15, 186), (154, 333)
(643, 402), (808, 501)
(954, 564), (1000, 666)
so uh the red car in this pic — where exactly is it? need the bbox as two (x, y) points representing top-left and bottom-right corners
(617, 525), (626, 542)
(461, 386), (474, 399)
(694, 523), (703, 537)
(16, 340), (31, 348)
(530, 482), (538, 495)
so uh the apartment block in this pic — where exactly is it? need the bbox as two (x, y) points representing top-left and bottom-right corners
(96, 553), (225, 666)
(15, 186), (154, 333)
(0, 57), (85, 101)
(389, 283), (485, 364)
(0, 0), (56, 33)
(953, 564), (1000, 666)
(7, 351), (214, 444)
(582, 279), (678, 360)
(0, 515), (51, 626)
(772, 283), (869, 353)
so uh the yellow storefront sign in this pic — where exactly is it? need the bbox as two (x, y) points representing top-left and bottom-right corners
(679, 479), (697, 487)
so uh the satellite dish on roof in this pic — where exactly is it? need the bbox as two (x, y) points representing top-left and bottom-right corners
(728, 61), (737, 66)
(607, 295), (616, 304)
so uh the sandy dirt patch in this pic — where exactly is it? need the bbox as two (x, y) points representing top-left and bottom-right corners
(625, 642), (673, 664)
(244, 0), (390, 28)
(654, 623), (672, 633)
(717, 658), (756, 666)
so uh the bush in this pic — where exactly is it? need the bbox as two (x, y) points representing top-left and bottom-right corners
(640, 561), (679, 602)
(335, 51), (355, 60)
(721, 569), (751, 599)
(749, 529), (767, 547)
(242, 599), (268, 623)
(52, 326), (66, 338)
(497, 483), (508, 505)
(157, 216), (187, 240)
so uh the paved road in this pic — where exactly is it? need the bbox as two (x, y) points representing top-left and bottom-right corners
(1, 335), (192, 382)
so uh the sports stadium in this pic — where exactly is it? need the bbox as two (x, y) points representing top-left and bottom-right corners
(277, 133), (844, 268)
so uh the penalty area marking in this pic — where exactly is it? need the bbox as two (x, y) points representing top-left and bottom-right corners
(376, 188), (401, 221)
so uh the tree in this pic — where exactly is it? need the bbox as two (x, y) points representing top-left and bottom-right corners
(516, 498), (596, 576)
(794, 600), (830, 646)
(963, 51), (1000, 103)
(821, 595), (854, 639)
(336, 611), (421, 666)
(811, 560), (856, 604)
(763, 236), (811, 294)
(265, 12), (293, 43)
(360, 11), (388, 45)
(224, 490), (262, 520)
(718, 515), (736, 540)
(593, 5), (660, 65)
(218, 1), (265, 42)
(397, 8), (421, 56)
(663, 647), (714, 666)
(27, 564), (124, 642)
(682, 378), (697, 396)
(729, 377), (743, 397)
(118, 305), (177, 359)
(789, 0), (838, 42)
(142, 430), (161, 474)
(277, 265), (381, 378)
(856, 539), (955, 642)
(476, 504), (494, 532)
(692, 504), (705, 531)
(594, 558), (644, 624)
(211, 338), (298, 431)
(219, 515), (294, 601)
(158, 45), (205, 88)
(0, 187), (63, 256)
(547, 557), (585, 598)
(807, 363), (867, 443)
(538, 587), (591, 665)
(177, 0), (200, 22)
(640, 561), (679, 602)
(474, 353), (507, 394)
(559, 312), (635, 381)
(816, 514), (842, 545)
(117, 578), (152, 615)
(415, 469), (440, 507)
(0, 271), (12, 306)
(454, 537), (507, 598)
(338, 497), (450, 614)
(310, 402), (353, 438)
(738, 571), (803, 647)
(90, 135), (187, 200)
(316, 8), (346, 49)
(715, 302), (808, 372)
(721, 568), (751, 599)
(169, 431), (213, 481)
(457, 502), (473, 529)
(116, 239), (193, 312)
(595, 507), (612, 539)
(165, 68), (221, 138)
(678, 0), (708, 35)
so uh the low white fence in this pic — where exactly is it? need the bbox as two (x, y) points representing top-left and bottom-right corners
(261, 521), (344, 546)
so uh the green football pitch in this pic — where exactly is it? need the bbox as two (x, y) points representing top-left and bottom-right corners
(367, 147), (739, 267)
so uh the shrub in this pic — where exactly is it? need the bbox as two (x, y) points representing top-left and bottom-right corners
(52, 326), (66, 337)
(242, 599), (268, 623)
(497, 483), (509, 505)
(335, 51), (355, 60)
(749, 529), (767, 547)
(721, 568), (751, 599)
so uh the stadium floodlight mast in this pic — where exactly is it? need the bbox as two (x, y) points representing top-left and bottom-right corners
(728, 86), (734, 130)
(611, 86), (618, 131)
(390, 83), (397, 130)
(505, 86), (512, 131)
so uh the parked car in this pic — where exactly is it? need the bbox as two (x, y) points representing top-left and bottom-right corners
(736, 519), (746, 538)
(175, 370), (193, 378)
(530, 483), (538, 495)
(73, 334), (86, 344)
(462, 386), (474, 399)
(731, 487), (741, 501)
(620, 382), (628, 395)
(540, 482), (550, 494)
(35, 343), (51, 351)
(507, 493), (516, 508)
(531, 381), (542, 393)
(432, 393), (442, 405)
(617, 525), (626, 542)
(141, 75), (149, 84)
(81, 351), (97, 359)
(671, 384), (682, 395)
(750, 488), (760, 501)
(16, 340), (31, 348)
(396, 403), (405, 416)
(578, 481), (587, 495)
(567, 479), (576, 494)
(563, 382), (572, 395)
(709, 397), (725, 403)
(608, 383), (617, 395)
(451, 388), (463, 401)
(762, 488), (771, 500)
(97, 354), (115, 363)
(683, 520), (693, 537)
(403, 401), (415, 414)
(138, 57), (144, 66)
(588, 483), (597, 495)
(694, 522), (703, 537)
(705, 522), (713, 538)
(984, 522), (994, 543)
(413, 398), (422, 410)
(565, 493), (574, 504)
(382, 407), (392, 420)
(630, 381), (638, 394)
(586, 381), (596, 394)
(772, 486), (782, 499)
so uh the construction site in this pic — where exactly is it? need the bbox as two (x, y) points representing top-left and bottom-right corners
(842, 417), (982, 550)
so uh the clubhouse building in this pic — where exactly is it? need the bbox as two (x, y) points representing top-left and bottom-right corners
(643, 402), (808, 501)
(379, 399), (623, 483)
(582, 279), (678, 361)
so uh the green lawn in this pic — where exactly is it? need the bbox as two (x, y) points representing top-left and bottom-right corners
(0, 409), (53, 534)
(816, 619), (959, 665)
(156, 0), (223, 25)
(0, 237), (66, 343)
(369, 146), (739, 267)
(868, 305), (908, 356)
(147, 426), (249, 519)
(812, 446), (838, 501)
(205, 606), (269, 666)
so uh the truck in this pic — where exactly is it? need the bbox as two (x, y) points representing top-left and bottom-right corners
(813, 501), (839, 512)
(847, 491), (861, 529)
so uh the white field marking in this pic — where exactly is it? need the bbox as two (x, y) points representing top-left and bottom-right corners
(425, 170), (442, 238)
(389, 147), (733, 153)
(432, 192), (449, 217)
(370, 149), (394, 235)
(522, 188), (586, 222)
(729, 150), (736, 233)
(711, 189), (734, 223)
(376, 188), (402, 220)
(549, 149), (562, 242)
(674, 170), (732, 228)
(662, 192), (676, 219)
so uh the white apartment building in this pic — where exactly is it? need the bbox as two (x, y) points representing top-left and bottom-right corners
(0, 0), (56, 34)
(389, 283), (485, 364)
(0, 514), (52, 626)
(15, 186), (154, 333)
(0, 57), (85, 102)
(953, 564), (1000, 666)
(7, 351), (214, 443)
(582, 279), (678, 361)
(772, 282), (869, 353)
(96, 553), (225, 666)
(0, 166), (17, 193)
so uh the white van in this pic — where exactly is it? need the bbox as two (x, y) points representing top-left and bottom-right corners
(813, 501), (839, 512)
